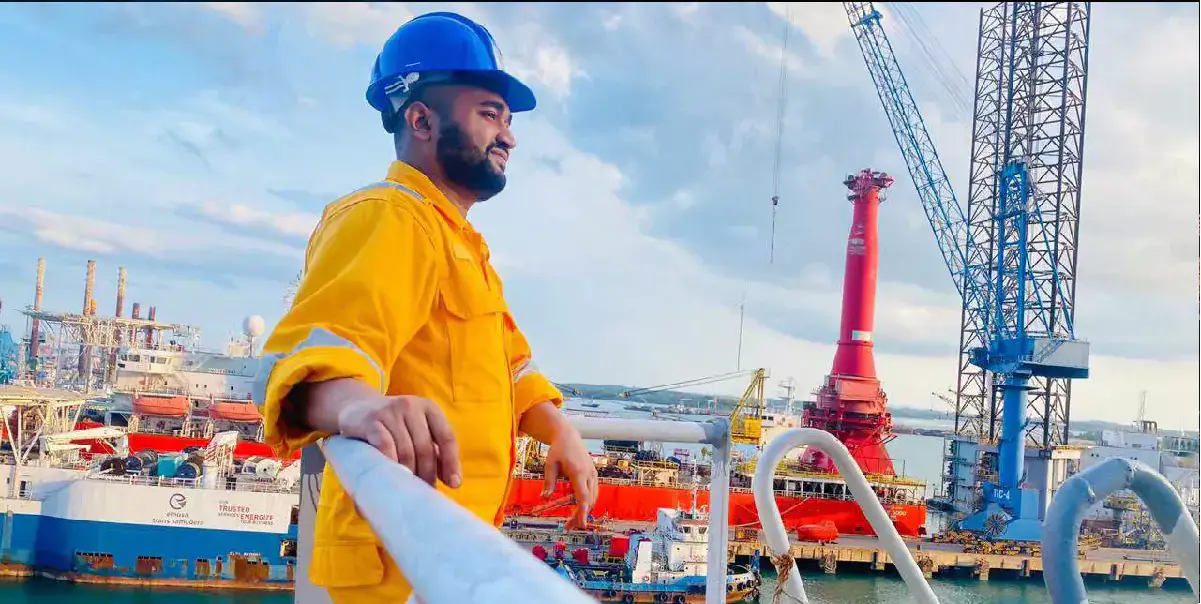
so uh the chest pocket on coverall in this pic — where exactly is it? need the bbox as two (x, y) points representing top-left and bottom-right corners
(437, 241), (514, 492)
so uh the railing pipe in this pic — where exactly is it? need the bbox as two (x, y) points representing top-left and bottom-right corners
(752, 428), (939, 604)
(321, 436), (596, 604)
(1043, 457), (1199, 603)
(303, 416), (732, 604)
(569, 416), (726, 446)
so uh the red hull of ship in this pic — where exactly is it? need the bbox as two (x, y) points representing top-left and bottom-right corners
(111, 432), (923, 538)
(120, 432), (300, 461)
(506, 477), (926, 538)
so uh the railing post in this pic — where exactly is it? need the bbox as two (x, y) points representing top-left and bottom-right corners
(1043, 457), (1199, 603)
(295, 446), (332, 604)
(706, 417), (731, 604)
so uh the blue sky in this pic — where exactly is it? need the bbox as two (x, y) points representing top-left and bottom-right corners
(0, 2), (1197, 428)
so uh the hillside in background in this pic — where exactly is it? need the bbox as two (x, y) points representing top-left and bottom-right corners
(559, 382), (1198, 438)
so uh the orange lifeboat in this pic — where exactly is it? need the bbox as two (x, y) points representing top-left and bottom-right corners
(208, 401), (262, 422)
(132, 395), (190, 418)
(796, 520), (839, 543)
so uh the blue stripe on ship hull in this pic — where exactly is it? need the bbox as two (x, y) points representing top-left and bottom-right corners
(2, 513), (295, 583)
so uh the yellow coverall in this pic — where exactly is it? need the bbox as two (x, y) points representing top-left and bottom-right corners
(254, 160), (563, 602)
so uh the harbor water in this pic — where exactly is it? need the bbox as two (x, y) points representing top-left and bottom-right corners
(3, 569), (1196, 603)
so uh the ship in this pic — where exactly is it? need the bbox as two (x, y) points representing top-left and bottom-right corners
(85, 305), (928, 539)
(0, 385), (300, 589)
(506, 422), (928, 538)
(98, 331), (929, 539)
(508, 503), (762, 603)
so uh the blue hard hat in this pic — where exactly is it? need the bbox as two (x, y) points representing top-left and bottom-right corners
(366, 12), (536, 116)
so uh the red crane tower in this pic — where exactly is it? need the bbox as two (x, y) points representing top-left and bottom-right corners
(802, 169), (897, 476)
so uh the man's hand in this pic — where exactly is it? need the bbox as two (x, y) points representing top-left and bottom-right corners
(312, 384), (461, 489)
(541, 426), (598, 529)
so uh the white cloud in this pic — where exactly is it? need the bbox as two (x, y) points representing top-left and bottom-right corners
(192, 202), (320, 239)
(281, 3), (583, 101)
(0, 208), (173, 256)
(504, 36), (580, 102)
(298, 2), (416, 47)
(200, 2), (260, 28)
(0, 101), (59, 128)
(0, 207), (302, 260)
(470, 116), (1200, 427)
(767, 2), (857, 60)
(669, 3), (701, 24)
(732, 25), (806, 76)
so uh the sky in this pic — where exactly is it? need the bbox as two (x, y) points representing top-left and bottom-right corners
(0, 2), (1197, 430)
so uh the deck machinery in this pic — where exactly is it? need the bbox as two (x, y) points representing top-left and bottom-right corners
(845, 1), (1093, 541)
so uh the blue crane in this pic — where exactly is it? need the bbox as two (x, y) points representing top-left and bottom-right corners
(842, 1), (1092, 541)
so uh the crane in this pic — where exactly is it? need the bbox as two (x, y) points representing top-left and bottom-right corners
(843, 1), (1092, 541)
(618, 369), (768, 446)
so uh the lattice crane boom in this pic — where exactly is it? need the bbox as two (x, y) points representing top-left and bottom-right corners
(842, 1), (1093, 541)
(843, 3), (989, 318)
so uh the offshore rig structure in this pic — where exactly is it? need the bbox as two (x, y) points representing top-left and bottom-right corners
(843, 1), (1093, 542)
(11, 257), (200, 393)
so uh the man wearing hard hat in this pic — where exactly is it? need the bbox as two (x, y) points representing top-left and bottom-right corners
(253, 11), (598, 602)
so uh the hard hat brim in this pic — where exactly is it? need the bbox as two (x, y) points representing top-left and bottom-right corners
(367, 70), (537, 116)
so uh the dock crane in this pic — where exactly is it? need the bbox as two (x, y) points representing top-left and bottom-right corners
(618, 369), (768, 446)
(843, 2), (1092, 541)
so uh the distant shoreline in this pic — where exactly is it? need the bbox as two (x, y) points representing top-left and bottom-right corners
(562, 384), (1199, 438)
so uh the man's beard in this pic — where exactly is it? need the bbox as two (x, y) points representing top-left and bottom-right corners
(437, 120), (507, 202)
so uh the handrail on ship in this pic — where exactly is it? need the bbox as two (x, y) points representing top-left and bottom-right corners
(298, 416), (734, 604)
(752, 428), (940, 604)
(1042, 457), (1200, 604)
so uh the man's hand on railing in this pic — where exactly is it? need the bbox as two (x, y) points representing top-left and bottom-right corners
(333, 390), (463, 489)
(294, 377), (463, 489)
(540, 423), (599, 529)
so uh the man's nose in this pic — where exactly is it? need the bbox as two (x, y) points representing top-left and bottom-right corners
(497, 125), (517, 150)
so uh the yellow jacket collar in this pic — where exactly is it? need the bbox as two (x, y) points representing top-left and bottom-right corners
(385, 160), (470, 231)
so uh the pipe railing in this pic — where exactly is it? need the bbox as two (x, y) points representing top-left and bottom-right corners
(1042, 457), (1200, 604)
(752, 428), (940, 604)
(298, 416), (733, 604)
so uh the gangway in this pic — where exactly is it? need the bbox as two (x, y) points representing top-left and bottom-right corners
(294, 417), (942, 604)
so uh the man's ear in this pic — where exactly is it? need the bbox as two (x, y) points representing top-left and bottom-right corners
(405, 102), (436, 141)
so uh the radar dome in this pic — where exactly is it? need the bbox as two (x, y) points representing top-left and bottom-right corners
(243, 315), (266, 337)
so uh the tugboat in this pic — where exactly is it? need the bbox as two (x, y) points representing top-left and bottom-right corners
(526, 504), (761, 603)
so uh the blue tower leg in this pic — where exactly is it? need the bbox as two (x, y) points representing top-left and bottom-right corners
(959, 372), (1043, 541)
(998, 375), (1028, 489)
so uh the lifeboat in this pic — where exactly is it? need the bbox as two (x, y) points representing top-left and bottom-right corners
(796, 520), (840, 543)
(208, 401), (262, 422)
(132, 395), (190, 418)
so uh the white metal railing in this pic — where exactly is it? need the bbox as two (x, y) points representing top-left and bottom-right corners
(753, 428), (939, 604)
(301, 416), (733, 604)
(1042, 457), (1200, 603)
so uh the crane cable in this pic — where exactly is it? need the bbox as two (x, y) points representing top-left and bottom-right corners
(769, 4), (792, 265)
(890, 2), (972, 120)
